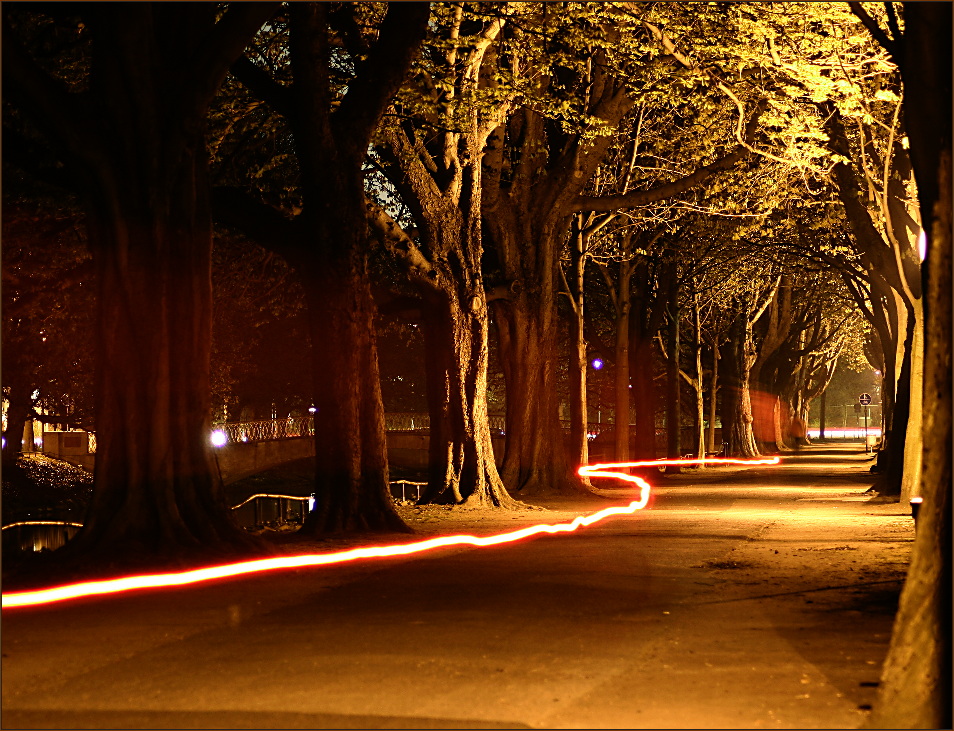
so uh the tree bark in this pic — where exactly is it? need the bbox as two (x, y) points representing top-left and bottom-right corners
(4, 4), (278, 560)
(614, 252), (634, 463)
(707, 336), (720, 455)
(719, 310), (759, 458)
(284, 2), (429, 533)
(665, 270), (682, 470)
(564, 219), (590, 469)
(866, 4), (952, 722)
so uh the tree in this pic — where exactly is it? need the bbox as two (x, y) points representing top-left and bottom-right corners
(483, 4), (762, 493)
(3, 3), (278, 560)
(368, 3), (518, 507)
(1, 201), (95, 466)
(849, 3), (952, 727)
(216, 2), (430, 532)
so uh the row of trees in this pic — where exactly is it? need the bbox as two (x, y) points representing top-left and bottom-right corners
(3, 4), (949, 723)
(1, 1), (936, 536)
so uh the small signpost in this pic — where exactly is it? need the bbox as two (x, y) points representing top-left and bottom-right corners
(859, 393), (872, 451)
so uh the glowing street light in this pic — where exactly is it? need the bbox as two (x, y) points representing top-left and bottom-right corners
(210, 430), (228, 448)
(591, 358), (604, 370)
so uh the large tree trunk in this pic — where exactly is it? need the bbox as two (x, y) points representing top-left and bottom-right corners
(627, 258), (667, 462)
(492, 279), (581, 495)
(5, 5), (279, 561)
(484, 153), (587, 494)
(286, 2), (428, 533)
(867, 3), (952, 724)
(628, 332), (658, 461)
(881, 306), (915, 497)
(614, 257), (634, 463)
(719, 311), (759, 457)
(419, 284), (516, 507)
(899, 299), (924, 502)
(76, 176), (255, 557)
(301, 244), (406, 534)
(376, 102), (515, 507)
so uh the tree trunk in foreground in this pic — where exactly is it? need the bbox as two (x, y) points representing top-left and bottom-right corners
(868, 2), (951, 719)
(283, 2), (428, 533)
(301, 247), (407, 533)
(78, 193), (257, 556)
(4, 4), (277, 560)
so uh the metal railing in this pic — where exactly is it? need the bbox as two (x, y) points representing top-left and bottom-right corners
(79, 414), (616, 454)
(215, 416), (316, 444)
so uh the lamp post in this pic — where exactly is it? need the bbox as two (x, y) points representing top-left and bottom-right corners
(591, 358), (603, 424)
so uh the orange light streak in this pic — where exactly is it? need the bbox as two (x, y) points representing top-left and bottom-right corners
(2, 456), (778, 610)
(230, 493), (310, 510)
(1, 521), (85, 531)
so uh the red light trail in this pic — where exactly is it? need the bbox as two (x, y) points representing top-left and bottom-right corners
(2, 457), (779, 610)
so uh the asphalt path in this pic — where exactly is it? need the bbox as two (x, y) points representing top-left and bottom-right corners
(2, 445), (913, 729)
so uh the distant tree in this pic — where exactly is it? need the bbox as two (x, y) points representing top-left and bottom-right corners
(1, 201), (95, 465)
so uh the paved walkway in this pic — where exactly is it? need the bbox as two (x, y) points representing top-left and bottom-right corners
(2, 445), (913, 728)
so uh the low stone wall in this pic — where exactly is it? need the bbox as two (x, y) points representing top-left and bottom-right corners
(214, 437), (315, 485)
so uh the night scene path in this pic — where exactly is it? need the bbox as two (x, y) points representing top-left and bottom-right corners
(2, 445), (913, 729)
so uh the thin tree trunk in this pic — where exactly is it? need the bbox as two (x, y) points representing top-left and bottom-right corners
(565, 222), (589, 469)
(614, 256), (634, 462)
(708, 337), (720, 455)
(692, 286), (706, 460)
(665, 270), (682, 470)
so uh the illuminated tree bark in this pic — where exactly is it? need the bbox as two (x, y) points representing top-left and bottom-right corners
(367, 8), (516, 507)
(860, 3), (952, 726)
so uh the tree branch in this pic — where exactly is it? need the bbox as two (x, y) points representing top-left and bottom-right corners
(333, 2), (430, 154)
(189, 3), (280, 118)
(847, 3), (899, 61)
(230, 54), (294, 118)
(211, 186), (300, 261)
(365, 198), (439, 286)
(572, 144), (748, 213)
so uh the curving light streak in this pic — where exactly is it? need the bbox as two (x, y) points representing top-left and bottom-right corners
(2, 456), (778, 610)
(2, 502), (647, 610)
(230, 493), (310, 510)
(580, 456), (782, 475)
(1, 521), (85, 531)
